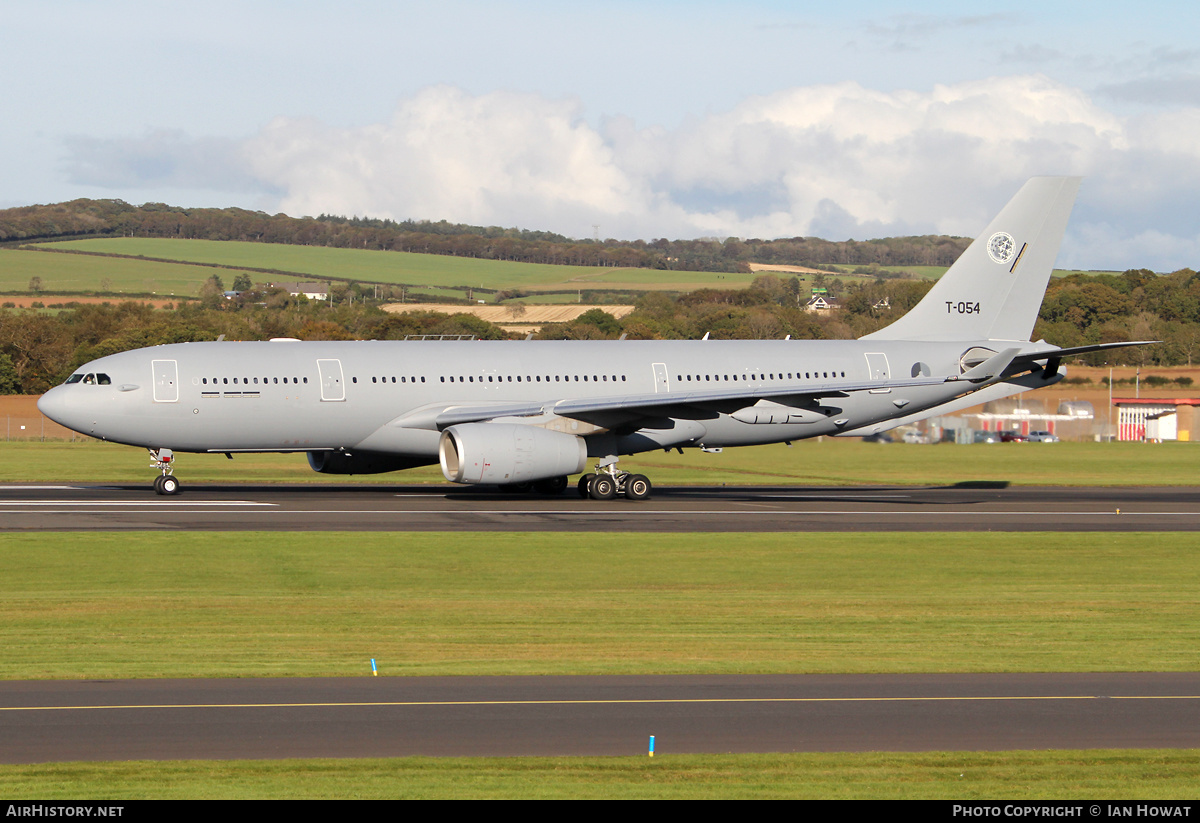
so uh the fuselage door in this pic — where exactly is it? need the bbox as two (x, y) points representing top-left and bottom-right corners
(317, 359), (346, 402)
(864, 352), (890, 381)
(652, 362), (669, 393)
(151, 359), (178, 403)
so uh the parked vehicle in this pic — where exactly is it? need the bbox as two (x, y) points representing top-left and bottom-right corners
(1027, 431), (1060, 442)
(999, 432), (1029, 442)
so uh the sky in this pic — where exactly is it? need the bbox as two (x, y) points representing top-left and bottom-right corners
(3, 0), (1200, 270)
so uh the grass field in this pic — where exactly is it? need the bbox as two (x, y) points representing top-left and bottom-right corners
(1, 438), (1196, 487)
(39, 238), (604, 290)
(5, 238), (1129, 309)
(0, 247), (234, 296)
(1, 530), (1197, 680)
(1051, 273), (1123, 283)
(3, 750), (1198, 799)
(824, 264), (1118, 281)
(35, 238), (759, 293)
(826, 263), (950, 280)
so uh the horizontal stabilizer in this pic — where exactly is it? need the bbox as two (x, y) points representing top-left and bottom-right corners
(1010, 341), (1158, 369)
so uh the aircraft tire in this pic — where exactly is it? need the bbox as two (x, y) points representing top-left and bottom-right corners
(589, 475), (617, 500)
(153, 476), (165, 495)
(159, 475), (180, 496)
(624, 474), (651, 500)
(577, 474), (595, 498)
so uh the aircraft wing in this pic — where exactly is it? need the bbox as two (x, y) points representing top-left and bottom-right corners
(432, 375), (953, 430)
(423, 340), (1155, 431)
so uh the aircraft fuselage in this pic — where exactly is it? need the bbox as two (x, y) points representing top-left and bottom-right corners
(38, 337), (1019, 458)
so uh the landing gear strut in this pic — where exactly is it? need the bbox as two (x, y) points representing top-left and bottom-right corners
(149, 448), (180, 496)
(578, 464), (652, 501)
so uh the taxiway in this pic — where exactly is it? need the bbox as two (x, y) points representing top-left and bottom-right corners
(3, 673), (1199, 763)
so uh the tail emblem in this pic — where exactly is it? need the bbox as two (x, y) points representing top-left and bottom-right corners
(987, 232), (1016, 264)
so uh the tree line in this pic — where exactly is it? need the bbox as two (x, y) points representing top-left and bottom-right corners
(5, 268), (1198, 395)
(0, 199), (971, 273)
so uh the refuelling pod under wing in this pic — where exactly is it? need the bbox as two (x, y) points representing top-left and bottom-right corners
(439, 423), (588, 485)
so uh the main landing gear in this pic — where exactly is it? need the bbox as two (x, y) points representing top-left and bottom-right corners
(149, 448), (181, 496)
(577, 466), (652, 501)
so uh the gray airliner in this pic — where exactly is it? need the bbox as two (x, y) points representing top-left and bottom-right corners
(38, 177), (1141, 498)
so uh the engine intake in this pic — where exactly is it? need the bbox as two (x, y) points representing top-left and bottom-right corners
(439, 423), (587, 485)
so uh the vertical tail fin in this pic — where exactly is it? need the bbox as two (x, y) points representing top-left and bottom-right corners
(862, 176), (1081, 342)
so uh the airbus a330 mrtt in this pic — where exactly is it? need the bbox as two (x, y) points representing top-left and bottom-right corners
(38, 177), (1143, 499)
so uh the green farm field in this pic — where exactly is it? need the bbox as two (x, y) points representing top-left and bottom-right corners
(0, 247), (231, 296)
(825, 264), (1117, 281)
(826, 263), (948, 280)
(1, 438), (1196, 487)
(34, 238), (765, 294)
(39, 237), (599, 291)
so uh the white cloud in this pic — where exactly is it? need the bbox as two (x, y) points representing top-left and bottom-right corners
(245, 87), (652, 229)
(62, 75), (1200, 270)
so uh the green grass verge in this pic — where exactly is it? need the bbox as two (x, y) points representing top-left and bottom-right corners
(2, 438), (1196, 486)
(2, 531), (1197, 680)
(2, 750), (1198, 799)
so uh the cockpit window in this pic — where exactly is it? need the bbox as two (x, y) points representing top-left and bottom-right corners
(97, 373), (111, 385)
(83, 374), (96, 384)
(65, 374), (84, 384)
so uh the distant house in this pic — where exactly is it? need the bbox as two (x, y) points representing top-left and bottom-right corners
(268, 281), (330, 301)
(803, 294), (839, 313)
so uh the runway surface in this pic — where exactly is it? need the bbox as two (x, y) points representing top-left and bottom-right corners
(3, 673), (1199, 763)
(1, 483), (1197, 532)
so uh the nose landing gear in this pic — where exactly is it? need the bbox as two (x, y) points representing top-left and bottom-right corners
(149, 449), (181, 495)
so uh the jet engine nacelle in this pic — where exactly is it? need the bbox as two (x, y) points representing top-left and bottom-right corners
(307, 450), (433, 475)
(439, 423), (587, 485)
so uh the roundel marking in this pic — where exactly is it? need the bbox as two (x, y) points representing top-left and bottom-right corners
(987, 232), (1016, 265)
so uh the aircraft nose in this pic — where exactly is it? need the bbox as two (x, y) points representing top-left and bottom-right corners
(37, 386), (73, 428)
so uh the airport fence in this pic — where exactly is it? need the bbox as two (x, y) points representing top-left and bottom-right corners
(3, 414), (83, 441)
